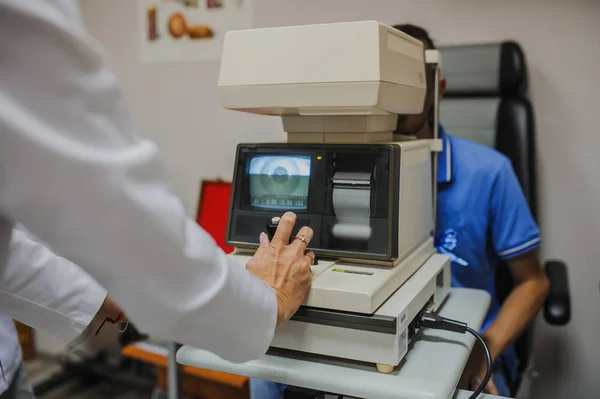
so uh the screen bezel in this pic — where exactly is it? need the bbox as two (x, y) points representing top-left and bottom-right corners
(225, 143), (400, 262)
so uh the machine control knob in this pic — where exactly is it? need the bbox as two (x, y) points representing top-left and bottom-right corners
(265, 216), (280, 241)
(265, 216), (318, 265)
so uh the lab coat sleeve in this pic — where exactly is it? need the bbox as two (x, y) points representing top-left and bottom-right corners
(0, 0), (277, 363)
(0, 226), (107, 342)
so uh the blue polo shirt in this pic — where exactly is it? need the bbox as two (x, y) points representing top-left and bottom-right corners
(435, 125), (541, 381)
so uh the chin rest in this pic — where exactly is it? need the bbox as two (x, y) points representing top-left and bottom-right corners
(439, 40), (571, 395)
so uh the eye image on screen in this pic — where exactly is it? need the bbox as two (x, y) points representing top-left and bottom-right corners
(248, 155), (311, 210)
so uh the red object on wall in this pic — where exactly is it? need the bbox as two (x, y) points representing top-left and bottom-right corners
(195, 180), (234, 254)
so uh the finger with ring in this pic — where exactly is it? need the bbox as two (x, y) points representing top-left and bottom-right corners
(292, 226), (314, 249)
(296, 235), (308, 245)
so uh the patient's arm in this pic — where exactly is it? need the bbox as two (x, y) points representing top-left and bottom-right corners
(483, 249), (549, 361)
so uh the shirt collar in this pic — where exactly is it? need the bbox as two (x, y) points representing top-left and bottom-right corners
(437, 124), (453, 183)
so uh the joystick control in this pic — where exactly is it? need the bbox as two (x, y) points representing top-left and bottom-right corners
(264, 216), (318, 264)
(265, 216), (280, 241)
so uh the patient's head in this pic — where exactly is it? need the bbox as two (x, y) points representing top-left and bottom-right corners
(392, 24), (446, 139)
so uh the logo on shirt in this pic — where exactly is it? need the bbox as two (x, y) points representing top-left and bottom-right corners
(435, 228), (469, 267)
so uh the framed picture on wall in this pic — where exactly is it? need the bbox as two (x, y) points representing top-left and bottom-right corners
(139, 0), (254, 63)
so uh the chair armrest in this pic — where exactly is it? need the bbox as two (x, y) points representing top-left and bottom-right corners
(543, 260), (571, 325)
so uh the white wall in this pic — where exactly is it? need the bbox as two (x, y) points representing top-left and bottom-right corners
(77, 0), (600, 398)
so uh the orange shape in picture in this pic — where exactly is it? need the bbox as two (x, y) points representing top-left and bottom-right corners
(188, 25), (214, 39)
(168, 12), (187, 39)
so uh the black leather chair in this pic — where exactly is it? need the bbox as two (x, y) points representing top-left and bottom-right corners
(439, 41), (571, 397)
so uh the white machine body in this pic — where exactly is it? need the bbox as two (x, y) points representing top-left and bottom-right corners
(227, 138), (434, 314)
(391, 139), (434, 266)
(227, 251), (450, 367)
(219, 21), (427, 143)
(218, 20), (449, 368)
(306, 238), (433, 314)
(230, 238), (433, 315)
(219, 20), (426, 117)
(271, 254), (451, 367)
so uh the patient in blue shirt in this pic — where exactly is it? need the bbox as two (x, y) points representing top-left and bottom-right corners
(250, 24), (550, 398)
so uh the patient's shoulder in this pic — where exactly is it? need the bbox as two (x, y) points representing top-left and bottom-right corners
(448, 135), (511, 177)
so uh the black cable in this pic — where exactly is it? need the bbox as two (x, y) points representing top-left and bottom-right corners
(417, 313), (492, 399)
(465, 326), (493, 399)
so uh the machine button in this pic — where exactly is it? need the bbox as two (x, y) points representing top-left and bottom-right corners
(266, 216), (280, 241)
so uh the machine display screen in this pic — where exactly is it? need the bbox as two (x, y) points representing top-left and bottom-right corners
(248, 155), (311, 210)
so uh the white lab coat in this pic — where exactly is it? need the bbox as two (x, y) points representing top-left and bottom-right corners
(2, 226), (108, 341)
(0, 225), (107, 393)
(0, 316), (21, 393)
(0, 0), (277, 364)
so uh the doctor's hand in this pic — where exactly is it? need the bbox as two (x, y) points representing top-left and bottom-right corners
(97, 296), (126, 320)
(246, 212), (314, 328)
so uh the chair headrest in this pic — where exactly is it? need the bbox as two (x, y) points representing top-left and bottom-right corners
(439, 41), (527, 97)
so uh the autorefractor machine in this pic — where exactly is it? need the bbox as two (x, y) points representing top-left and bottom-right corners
(218, 21), (484, 379)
